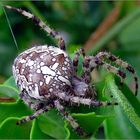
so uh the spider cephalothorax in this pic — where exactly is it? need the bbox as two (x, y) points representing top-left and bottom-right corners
(5, 5), (138, 137)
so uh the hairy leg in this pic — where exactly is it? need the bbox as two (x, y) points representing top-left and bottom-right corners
(95, 52), (138, 95)
(4, 5), (65, 50)
(83, 56), (127, 85)
(20, 91), (44, 111)
(73, 48), (85, 74)
(54, 100), (89, 137)
(16, 105), (52, 125)
(56, 92), (118, 107)
(82, 56), (92, 84)
(82, 55), (126, 84)
(100, 62), (126, 83)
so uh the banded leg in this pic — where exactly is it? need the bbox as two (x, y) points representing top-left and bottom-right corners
(57, 92), (118, 107)
(83, 56), (127, 84)
(17, 105), (52, 125)
(54, 100), (89, 137)
(20, 91), (44, 111)
(5, 5), (65, 50)
(73, 48), (85, 74)
(101, 62), (126, 83)
(96, 52), (138, 96)
(82, 56), (92, 84)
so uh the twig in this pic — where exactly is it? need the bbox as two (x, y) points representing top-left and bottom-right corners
(0, 97), (16, 102)
(85, 8), (140, 55)
(84, 6), (120, 52)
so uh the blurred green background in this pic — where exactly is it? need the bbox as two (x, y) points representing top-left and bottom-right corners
(0, 1), (139, 80)
(0, 1), (140, 139)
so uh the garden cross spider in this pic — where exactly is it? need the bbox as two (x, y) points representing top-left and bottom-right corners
(5, 5), (138, 137)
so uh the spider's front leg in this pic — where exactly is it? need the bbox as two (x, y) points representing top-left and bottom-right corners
(95, 52), (138, 95)
(82, 56), (131, 89)
(55, 91), (117, 137)
(83, 55), (138, 95)
(4, 5), (65, 51)
(16, 105), (52, 125)
(57, 92), (118, 107)
(17, 90), (53, 125)
(82, 55), (126, 85)
(54, 100), (89, 137)
(20, 90), (44, 111)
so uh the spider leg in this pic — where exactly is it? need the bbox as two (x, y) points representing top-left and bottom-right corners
(57, 92), (118, 107)
(20, 90), (44, 111)
(89, 56), (138, 96)
(95, 52), (138, 96)
(54, 100), (89, 137)
(16, 105), (52, 125)
(82, 56), (92, 84)
(100, 62), (126, 84)
(83, 56), (127, 85)
(73, 48), (85, 74)
(4, 5), (65, 50)
(82, 53), (138, 96)
(82, 56), (126, 84)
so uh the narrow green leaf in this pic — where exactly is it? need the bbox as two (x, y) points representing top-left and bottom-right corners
(105, 74), (140, 132)
(104, 106), (140, 139)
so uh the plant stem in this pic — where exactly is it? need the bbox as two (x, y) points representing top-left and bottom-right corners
(106, 74), (140, 132)
(84, 5), (120, 52)
(88, 8), (140, 55)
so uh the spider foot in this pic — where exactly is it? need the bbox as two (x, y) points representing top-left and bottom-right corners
(16, 115), (35, 125)
(102, 101), (118, 106)
(75, 126), (92, 138)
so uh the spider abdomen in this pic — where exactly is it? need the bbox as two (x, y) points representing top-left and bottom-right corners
(13, 45), (73, 99)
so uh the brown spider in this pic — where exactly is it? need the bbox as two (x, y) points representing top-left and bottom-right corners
(5, 5), (138, 137)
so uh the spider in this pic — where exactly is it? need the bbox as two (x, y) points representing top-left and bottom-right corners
(5, 5), (138, 137)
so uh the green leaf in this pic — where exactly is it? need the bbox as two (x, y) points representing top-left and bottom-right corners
(104, 74), (140, 137)
(37, 109), (69, 139)
(30, 119), (53, 139)
(0, 85), (18, 100)
(0, 117), (32, 139)
(0, 76), (19, 100)
(66, 112), (107, 139)
(73, 112), (106, 134)
(0, 100), (31, 125)
(4, 76), (18, 90)
(104, 106), (140, 139)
